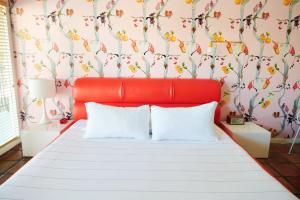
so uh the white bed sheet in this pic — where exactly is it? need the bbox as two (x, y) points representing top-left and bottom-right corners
(0, 120), (297, 200)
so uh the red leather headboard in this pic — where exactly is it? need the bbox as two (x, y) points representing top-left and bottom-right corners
(73, 78), (221, 123)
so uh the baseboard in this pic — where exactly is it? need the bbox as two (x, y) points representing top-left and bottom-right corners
(271, 138), (300, 144)
(0, 137), (21, 156)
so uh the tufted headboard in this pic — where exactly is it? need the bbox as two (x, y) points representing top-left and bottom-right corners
(73, 78), (221, 123)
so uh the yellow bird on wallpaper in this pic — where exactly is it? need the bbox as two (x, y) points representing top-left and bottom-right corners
(164, 31), (176, 42)
(67, 30), (80, 41)
(234, 0), (243, 5)
(212, 32), (224, 42)
(17, 29), (31, 40)
(116, 31), (128, 42)
(283, 0), (293, 6)
(35, 39), (43, 51)
(185, 0), (193, 4)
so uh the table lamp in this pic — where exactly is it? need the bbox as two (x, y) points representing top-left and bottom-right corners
(28, 78), (56, 124)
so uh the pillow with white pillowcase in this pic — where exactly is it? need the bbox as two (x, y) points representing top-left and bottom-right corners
(151, 101), (218, 141)
(84, 102), (150, 140)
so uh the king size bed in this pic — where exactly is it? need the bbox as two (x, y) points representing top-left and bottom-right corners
(0, 78), (297, 200)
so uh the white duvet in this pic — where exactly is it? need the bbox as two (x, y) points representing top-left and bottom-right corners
(0, 120), (297, 200)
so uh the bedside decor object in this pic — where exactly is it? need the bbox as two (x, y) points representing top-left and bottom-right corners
(226, 112), (245, 125)
(28, 78), (56, 124)
(289, 111), (300, 154)
(59, 118), (69, 124)
(222, 121), (271, 158)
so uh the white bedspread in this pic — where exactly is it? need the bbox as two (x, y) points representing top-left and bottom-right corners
(0, 120), (297, 200)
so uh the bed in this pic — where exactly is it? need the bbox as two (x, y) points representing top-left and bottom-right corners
(0, 78), (297, 200)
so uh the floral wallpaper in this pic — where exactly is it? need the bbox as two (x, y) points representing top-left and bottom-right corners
(9, 0), (300, 138)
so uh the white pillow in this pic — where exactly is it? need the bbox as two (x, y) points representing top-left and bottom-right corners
(151, 102), (218, 141)
(84, 103), (150, 140)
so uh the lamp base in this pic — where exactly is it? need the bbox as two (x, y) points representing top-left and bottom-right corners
(39, 98), (51, 125)
(39, 116), (51, 124)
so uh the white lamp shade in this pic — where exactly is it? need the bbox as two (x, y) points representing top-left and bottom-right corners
(28, 78), (56, 98)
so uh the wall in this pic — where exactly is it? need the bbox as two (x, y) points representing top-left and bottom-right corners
(10, 0), (300, 138)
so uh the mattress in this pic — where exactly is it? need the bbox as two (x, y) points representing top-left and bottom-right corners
(0, 120), (297, 200)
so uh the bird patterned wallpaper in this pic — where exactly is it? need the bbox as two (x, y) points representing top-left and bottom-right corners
(9, 0), (300, 138)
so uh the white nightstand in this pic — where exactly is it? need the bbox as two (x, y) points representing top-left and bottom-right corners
(221, 121), (271, 158)
(21, 121), (73, 157)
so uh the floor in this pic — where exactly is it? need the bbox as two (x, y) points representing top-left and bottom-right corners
(0, 143), (299, 198)
(257, 143), (300, 199)
(0, 144), (31, 185)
